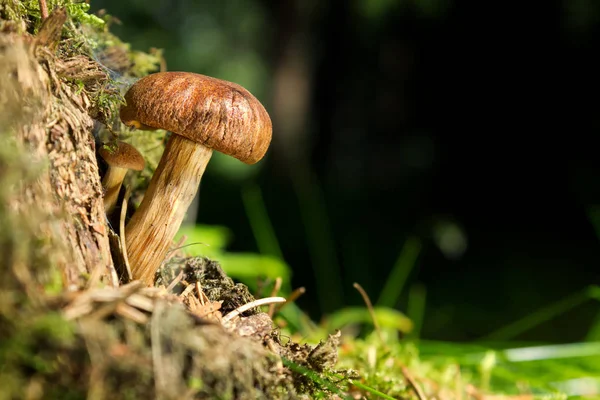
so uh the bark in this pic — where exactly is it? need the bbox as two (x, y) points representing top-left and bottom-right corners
(1, 8), (118, 290)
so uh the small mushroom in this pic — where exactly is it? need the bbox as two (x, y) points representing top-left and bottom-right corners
(98, 141), (145, 215)
(120, 71), (272, 285)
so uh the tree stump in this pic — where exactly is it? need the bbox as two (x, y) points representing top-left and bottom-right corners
(1, 8), (117, 290)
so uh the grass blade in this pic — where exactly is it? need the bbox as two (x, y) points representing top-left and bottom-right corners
(478, 285), (600, 342)
(291, 165), (344, 313)
(377, 235), (422, 308)
(323, 306), (413, 333)
(348, 379), (398, 400)
(501, 342), (600, 362)
(406, 283), (427, 342)
(585, 311), (600, 341)
(241, 183), (284, 260)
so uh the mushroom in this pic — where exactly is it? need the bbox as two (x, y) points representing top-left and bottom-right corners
(119, 71), (272, 285)
(98, 140), (145, 215)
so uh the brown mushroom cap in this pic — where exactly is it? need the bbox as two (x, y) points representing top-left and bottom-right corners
(120, 71), (272, 165)
(99, 141), (145, 171)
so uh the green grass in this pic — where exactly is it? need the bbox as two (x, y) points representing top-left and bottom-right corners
(376, 235), (422, 309)
(171, 181), (600, 398)
(241, 183), (285, 262)
(478, 285), (600, 342)
(173, 213), (600, 399)
(419, 340), (600, 398)
(290, 165), (345, 313)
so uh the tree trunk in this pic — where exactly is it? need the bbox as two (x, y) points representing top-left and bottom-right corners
(1, 8), (118, 290)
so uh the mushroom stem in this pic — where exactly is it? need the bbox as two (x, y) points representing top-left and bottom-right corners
(102, 166), (128, 214)
(125, 134), (213, 285)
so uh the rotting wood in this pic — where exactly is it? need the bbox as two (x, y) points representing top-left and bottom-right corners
(1, 8), (118, 290)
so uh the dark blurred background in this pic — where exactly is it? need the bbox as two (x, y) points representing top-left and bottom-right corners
(90, 0), (600, 343)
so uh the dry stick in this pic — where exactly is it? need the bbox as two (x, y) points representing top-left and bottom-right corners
(125, 293), (154, 312)
(195, 282), (204, 304)
(222, 297), (286, 325)
(275, 286), (306, 314)
(266, 338), (284, 372)
(287, 286), (306, 303)
(120, 187), (133, 282)
(402, 366), (428, 400)
(188, 294), (198, 311)
(63, 301), (94, 320)
(267, 277), (283, 318)
(115, 302), (148, 324)
(158, 52), (167, 73)
(84, 281), (144, 321)
(39, 0), (48, 20)
(165, 270), (184, 292)
(353, 282), (384, 344)
(119, 279), (146, 294)
(179, 283), (195, 299)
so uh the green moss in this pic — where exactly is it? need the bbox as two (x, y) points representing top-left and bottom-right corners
(5, 0), (161, 129)
(101, 141), (119, 154)
(20, 0), (105, 27)
(43, 268), (64, 295)
(129, 47), (164, 77)
(63, 1), (104, 27)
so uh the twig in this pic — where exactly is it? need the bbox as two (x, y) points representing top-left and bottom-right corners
(195, 281), (204, 304)
(63, 301), (94, 320)
(120, 187), (133, 282)
(86, 300), (121, 321)
(287, 287), (306, 303)
(267, 277), (282, 318)
(222, 297), (286, 325)
(115, 302), (148, 324)
(353, 282), (384, 344)
(188, 293), (199, 311)
(125, 293), (154, 312)
(39, 0), (48, 20)
(266, 338), (284, 372)
(402, 366), (428, 400)
(275, 286), (306, 313)
(179, 283), (195, 299)
(119, 280), (146, 295)
(165, 270), (184, 293)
